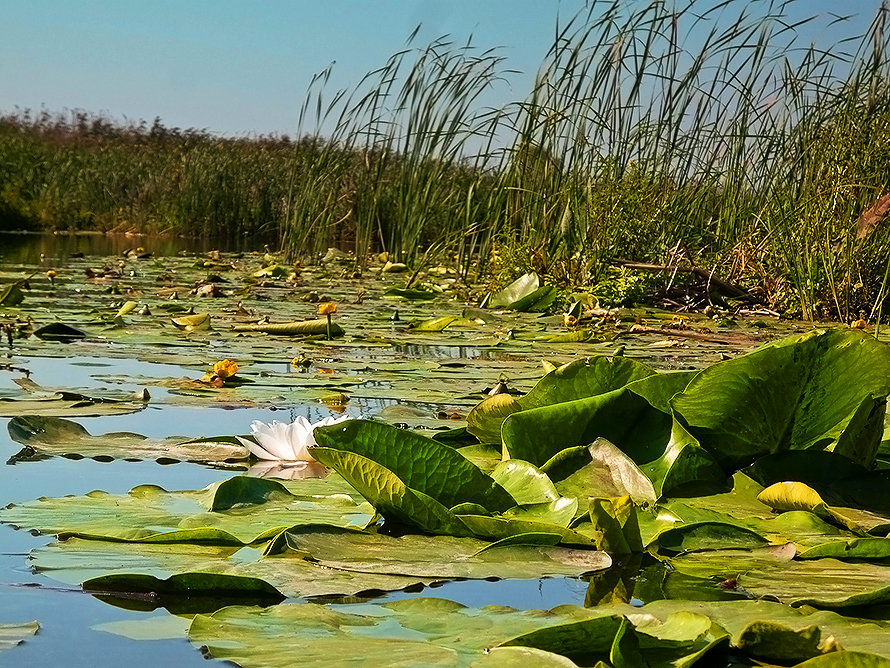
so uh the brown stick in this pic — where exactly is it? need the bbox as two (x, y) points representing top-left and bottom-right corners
(612, 258), (753, 300)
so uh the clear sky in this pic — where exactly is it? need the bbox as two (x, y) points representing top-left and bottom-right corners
(0, 1), (883, 138)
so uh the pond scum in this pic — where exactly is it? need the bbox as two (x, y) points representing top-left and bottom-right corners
(3, 0), (890, 322)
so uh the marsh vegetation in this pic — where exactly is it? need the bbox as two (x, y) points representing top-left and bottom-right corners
(4, 2), (890, 322)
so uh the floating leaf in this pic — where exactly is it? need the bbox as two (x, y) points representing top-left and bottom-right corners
(502, 388), (724, 496)
(281, 524), (610, 579)
(171, 312), (211, 331)
(7, 415), (248, 464)
(33, 322), (86, 342)
(491, 459), (559, 505)
(232, 319), (344, 337)
(0, 282), (24, 306)
(0, 621), (39, 652)
(0, 476), (373, 544)
(467, 356), (655, 444)
(407, 315), (456, 332)
(30, 537), (430, 602)
(487, 273), (556, 312)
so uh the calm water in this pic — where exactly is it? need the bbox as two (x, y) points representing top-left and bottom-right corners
(0, 233), (592, 667)
(0, 230), (273, 265)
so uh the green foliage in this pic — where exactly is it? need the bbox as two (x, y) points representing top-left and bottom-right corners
(4, 2), (890, 318)
(591, 267), (664, 309)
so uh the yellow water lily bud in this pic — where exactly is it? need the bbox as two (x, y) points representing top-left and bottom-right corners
(213, 359), (239, 379)
(318, 302), (337, 315)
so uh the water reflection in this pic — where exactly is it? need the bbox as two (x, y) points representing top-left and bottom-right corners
(0, 231), (274, 264)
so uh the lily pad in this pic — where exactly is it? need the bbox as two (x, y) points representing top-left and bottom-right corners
(0, 476), (374, 544)
(487, 273), (556, 312)
(0, 621), (39, 652)
(232, 319), (344, 337)
(8, 415), (248, 464)
(29, 537), (431, 602)
(672, 329), (890, 470)
(467, 356), (655, 444)
(188, 597), (620, 667)
(281, 524), (610, 579)
(501, 387), (724, 496)
(313, 420), (515, 514)
(33, 322), (87, 342)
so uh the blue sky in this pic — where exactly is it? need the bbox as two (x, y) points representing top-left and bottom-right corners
(0, 1), (883, 137)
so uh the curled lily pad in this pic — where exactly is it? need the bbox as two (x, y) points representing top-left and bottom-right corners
(313, 420), (515, 515)
(467, 356), (655, 444)
(0, 282), (25, 306)
(33, 322), (86, 342)
(486, 273), (556, 312)
(232, 319), (344, 337)
(0, 620), (39, 652)
(171, 313), (211, 331)
(672, 329), (890, 470)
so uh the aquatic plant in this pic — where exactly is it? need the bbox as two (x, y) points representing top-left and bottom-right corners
(238, 415), (351, 462)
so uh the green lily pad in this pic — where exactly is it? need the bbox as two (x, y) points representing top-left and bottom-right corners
(671, 548), (890, 609)
(188, 597), (613, 667)
(486, 273), (556, 312)
(490, 459), (559, 505)
(33, 322), (87, 342)
(0, 476), (373, 544)
(0, 389), (149, 418)
(29, 538), (431, 601)
(672, 329), (890, 470)
(467, 356), (656, 444)
(542, 438), (658, 507)
(501, 387), (724, 496)
(407, 316), (457, 332)
(0, 282), (25, 306)
(231, 319), (344, 337)
(7, 415), (248, 464)
(281, 524), (610, 579)
(313, 419), (515, 514)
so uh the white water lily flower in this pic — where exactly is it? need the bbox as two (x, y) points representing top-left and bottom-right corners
(238, 415), (351, 461)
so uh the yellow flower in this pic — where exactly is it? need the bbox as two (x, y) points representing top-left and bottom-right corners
(563, 314), (578, 328)
(213, 359), (239, 379)
(851, 318), (868, 329)
(318, 302), (337, 315)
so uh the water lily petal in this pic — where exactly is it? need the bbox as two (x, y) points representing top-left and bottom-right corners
(251, 420), (299, 460)
(236, 435), (279, 461)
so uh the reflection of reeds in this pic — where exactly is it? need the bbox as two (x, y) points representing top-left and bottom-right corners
(2, 1), (890, 319)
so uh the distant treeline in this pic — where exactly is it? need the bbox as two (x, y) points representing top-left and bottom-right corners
(3, 0), (890, 320)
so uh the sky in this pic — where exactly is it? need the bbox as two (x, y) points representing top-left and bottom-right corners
(0, 1), (884, 138)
